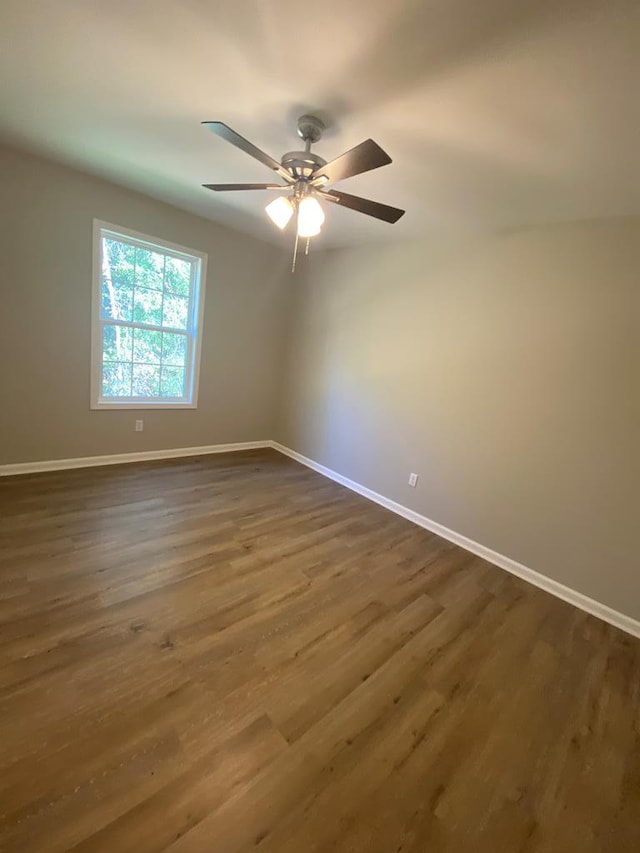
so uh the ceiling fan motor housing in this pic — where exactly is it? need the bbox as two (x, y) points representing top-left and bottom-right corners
(281, 150), (327, 180)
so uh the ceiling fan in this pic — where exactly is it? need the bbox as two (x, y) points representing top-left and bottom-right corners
(201, 115), (405, 267)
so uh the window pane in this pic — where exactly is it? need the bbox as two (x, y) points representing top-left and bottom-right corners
(160, 365), (185, 398)
(132, 364), (160, 397)
(162, 332), (187, 366)
(133, 328), (162, 364)
(163, 293), (189, 330)
(101, 281), (133, 321)
(135, 247), (164, 290)
(104, 239), (135, 288)
(164, 257), (191, 296)
(102, 362), (132, 397)
(103, 325), (133, 363)
(133, 287), (162, 326)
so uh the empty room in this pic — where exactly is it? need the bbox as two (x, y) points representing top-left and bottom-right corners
(0, 1), (638, 851)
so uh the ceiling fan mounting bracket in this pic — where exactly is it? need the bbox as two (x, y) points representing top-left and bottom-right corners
(296, 114), (324, 144)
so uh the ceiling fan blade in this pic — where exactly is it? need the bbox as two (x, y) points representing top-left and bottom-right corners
(310, 139), (391, 186)
(203, 183), (285, 191)
(202, 121), (293, 182)
(319, 189), (405, 224)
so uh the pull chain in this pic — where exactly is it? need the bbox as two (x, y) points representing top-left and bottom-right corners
(291, 230), (299, 272)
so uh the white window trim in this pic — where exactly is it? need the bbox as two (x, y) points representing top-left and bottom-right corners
(90, 219), (208, 410)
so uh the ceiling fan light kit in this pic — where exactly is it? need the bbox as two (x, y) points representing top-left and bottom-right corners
(202, 114), (405, 270)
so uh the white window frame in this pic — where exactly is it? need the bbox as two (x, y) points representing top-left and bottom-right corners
(90, 220), (207, 410)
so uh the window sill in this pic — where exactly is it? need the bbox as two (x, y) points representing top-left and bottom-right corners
(91, 401), (198, 410)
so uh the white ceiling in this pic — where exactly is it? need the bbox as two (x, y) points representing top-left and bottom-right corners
(1, 0), (638, 248)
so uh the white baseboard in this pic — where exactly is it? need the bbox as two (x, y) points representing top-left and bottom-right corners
(270, 442), (640, 639)
(0, 441), (271, 477)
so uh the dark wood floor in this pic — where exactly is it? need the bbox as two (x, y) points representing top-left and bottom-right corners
(0, 449), (638, 852)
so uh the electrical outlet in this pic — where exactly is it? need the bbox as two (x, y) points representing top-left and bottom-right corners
(135, 419), (144, 432)
(408, 473), (418, 487)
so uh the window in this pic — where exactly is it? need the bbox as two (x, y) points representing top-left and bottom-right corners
(91, 221), (207, 409)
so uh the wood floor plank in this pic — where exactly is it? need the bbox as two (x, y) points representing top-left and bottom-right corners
(0, 449), (638, 851)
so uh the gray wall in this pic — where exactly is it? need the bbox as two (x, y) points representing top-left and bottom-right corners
(0, 145), (291, 463)
(277, 219), (640, 619)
